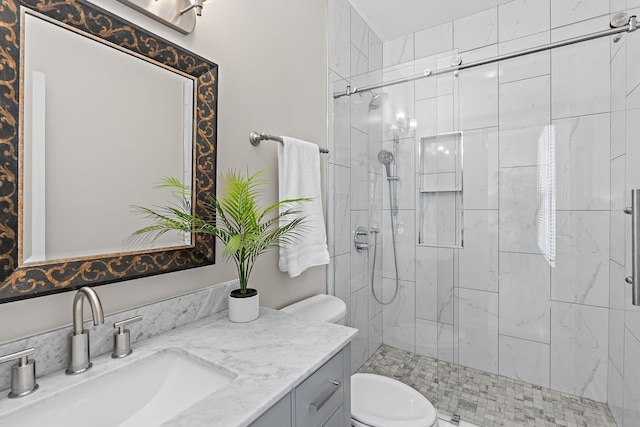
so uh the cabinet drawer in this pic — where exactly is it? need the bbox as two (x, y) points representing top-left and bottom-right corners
(295, 351), (344, 427)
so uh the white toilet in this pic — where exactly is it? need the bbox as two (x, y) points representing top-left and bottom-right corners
(281, 294), (439, 427)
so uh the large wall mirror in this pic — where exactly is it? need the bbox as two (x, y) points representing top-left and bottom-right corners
(0, 0), (217, 303)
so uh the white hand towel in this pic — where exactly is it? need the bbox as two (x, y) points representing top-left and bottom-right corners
(278, 137), (330, 277)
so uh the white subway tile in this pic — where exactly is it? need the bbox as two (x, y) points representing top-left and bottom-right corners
(498, 75), (551, 167)
(415, 318), (438, 358)
(382, 279), (416, 352)
(458, 288), (499, 374)
(499, 166), (539, 254)
(550, 301), (608, 402)
(623, 330), (640, 425)
(351, 210), (369, 293)
(416, 245), (438, 322)
(454, 8), (498, 53)
(551, 211), (610, 307)
(499, 335), (550, 387)
(498, 31), (550, 84)
(383, 34), (414, 67)
(554, 113), (610, 211)
(459, 210), (499, 292)
(350, 286), (369, 371)
(382, 209), (415, 281)
(499, 252), (551, 343)
(415, 21), (453, 59)
(333, 165), (351, 255)
(607, 358), (624, 427)
(328, 0), (351, 79)
(463, 128), (499, 209)
(551, 21), (610, 119)
(550, 0), (609, 28)
(437, 248), (455, 325)
(350, 129), (368, 210)
(350, 7), (368, 58)
(498, 0), (550, 42)
(368, 29), (383, 72)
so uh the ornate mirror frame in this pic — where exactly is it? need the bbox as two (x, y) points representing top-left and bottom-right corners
(0, 0), (217, 303)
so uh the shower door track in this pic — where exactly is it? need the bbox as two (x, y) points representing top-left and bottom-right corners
(333, 14), (638, 99)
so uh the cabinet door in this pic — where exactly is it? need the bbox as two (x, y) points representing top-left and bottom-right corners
(322, 405), (345, 427)
(250, 394), (292, 427)
(295, 351), (344, 427)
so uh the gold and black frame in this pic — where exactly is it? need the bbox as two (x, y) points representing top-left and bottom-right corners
(0, 0), (217, 303)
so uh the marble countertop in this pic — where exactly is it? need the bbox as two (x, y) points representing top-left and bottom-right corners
(0, 307), (357, 427)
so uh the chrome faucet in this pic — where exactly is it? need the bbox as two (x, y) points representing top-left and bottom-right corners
(66, 287), (104, 374)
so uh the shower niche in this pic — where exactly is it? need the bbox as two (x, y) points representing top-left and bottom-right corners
(418, 132), (463, 248)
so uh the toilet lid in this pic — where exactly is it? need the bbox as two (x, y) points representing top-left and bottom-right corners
(351, 373), (437, 427)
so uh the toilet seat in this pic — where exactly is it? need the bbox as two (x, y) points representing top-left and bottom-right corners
(351, 373), (438, 427)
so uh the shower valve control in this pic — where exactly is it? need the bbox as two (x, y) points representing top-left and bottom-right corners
(354, 226), (369, 252)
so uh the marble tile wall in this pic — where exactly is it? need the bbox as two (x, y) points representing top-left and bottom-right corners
(375, 0), (615, 405)
(608, 0), (640, 425)
(327, 0), (640, 414)
(328, 0), (384, 373)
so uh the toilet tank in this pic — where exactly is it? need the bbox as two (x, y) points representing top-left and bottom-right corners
(280, 294), (347, 325)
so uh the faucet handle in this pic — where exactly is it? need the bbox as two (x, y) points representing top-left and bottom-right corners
(0, 347), (39, 398)
(112, 315), (142, 359)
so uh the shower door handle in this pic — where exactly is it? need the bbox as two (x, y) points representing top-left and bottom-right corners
(624, 189), (640, 306)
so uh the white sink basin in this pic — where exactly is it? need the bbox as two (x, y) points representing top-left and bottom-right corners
(0, 349), (236, 427)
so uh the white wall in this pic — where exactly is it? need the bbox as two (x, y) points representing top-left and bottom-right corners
(0, 0), (328, 344)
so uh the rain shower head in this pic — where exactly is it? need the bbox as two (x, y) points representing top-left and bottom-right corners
(377, 149), (394, 177)
(367, 90), (389, 110)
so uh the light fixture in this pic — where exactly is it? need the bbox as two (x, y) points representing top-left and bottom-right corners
(117, 0), (212, 35)
(389, 110), (417, 137)
(181, 0), (213, 17)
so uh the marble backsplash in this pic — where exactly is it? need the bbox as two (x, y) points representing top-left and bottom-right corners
(0, 280), (237, 393)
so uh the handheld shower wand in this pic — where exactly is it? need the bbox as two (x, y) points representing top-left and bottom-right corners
(377, 149), (398, 216)
(372, 148), (400, 305)
(377, 149), (397, 180)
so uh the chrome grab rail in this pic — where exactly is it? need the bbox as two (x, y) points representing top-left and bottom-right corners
(624, 189), (640, 306)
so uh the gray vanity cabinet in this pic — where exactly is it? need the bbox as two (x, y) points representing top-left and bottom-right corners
(250, 394), (292, 427)
(250, 344), (351, 427)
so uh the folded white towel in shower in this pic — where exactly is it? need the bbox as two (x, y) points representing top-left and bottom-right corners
(278, 137), (330, 277)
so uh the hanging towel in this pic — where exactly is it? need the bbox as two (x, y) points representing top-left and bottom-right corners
(278, 137), (330, 277)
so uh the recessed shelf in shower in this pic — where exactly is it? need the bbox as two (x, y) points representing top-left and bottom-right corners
(418, 132), (463, 248)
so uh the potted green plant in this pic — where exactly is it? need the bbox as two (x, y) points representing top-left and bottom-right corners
(129, 169), (308, 322)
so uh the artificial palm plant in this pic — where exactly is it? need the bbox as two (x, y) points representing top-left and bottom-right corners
(130, 169), (308, 296)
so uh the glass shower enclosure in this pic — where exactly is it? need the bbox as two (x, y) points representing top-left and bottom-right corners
(329, 7), (640, 425)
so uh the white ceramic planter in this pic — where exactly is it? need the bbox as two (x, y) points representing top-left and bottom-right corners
(228, 289), (259, 323)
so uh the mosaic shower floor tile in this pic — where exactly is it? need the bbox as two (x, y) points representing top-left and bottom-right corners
(358, 345), (617, 427)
